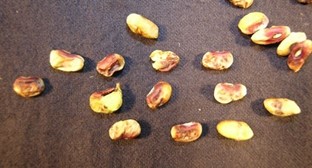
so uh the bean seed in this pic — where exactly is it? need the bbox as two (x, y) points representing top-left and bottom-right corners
(171, 122), (202, 142)
(229, 0), (254, 8)
(217, 120), (254, 141)
(13, 76), (45, 97)
(89, 83), (122, 113)
(49, 50), (85, 72)
(238, 12), (269, 35)
(150, 50), (180, 72)
(109, 119), (141, 140)
(214, 83), (247, 104)
(202, 51), (234, 70)
(96, 53), (125, 77)
(146, 81), (172, 109)
(126, 13), (159, 39)
(277, 32), (307, 56)
(251, 26), (291, 45)
(264, 98), (301, 117)
(287, 40), (312, 72)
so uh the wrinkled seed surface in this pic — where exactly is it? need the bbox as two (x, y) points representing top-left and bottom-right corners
(146, 81), (172, 109)
(202, 51), (234, 70)
(89, 83), (123, 113)
(150, 50), (180, 72)
(13, 76), (45, 97)
(109, 119), (141, 140)
(96, 53), (125, 77)
(171, 122), (202, 142)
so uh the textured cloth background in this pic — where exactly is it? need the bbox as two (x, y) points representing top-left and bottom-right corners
(0, 0), (311, 167)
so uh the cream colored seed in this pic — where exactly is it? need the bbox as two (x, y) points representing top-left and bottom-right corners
(49, 50), (85, 72)
(214, 83), (247, 104)
(277, 32), (307, 56)
(201, 51), (234, 70)
(126, 13), (159, 39)
(150, 50), (180, 72)
(109, 119), (141, 140)
(229, 0), (254, 8)
(238, 12), (269, 35)
(217, 120), (254, 141)
(89, 83), (123, 114)
(264, 98), (301, 117)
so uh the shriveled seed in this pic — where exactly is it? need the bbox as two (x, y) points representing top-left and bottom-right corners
(150, 50), (180, 72)
(109, 119), (141, 140)
(89, 83), (122, 113)
(13, 76), (45, 97)
(96, 53), (125, 77)
(146, 81), (172, 109)
(171, 122), (202, 142)
(202, 51), (234, 70)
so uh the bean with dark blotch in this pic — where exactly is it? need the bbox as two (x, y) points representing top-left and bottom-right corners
(146, 81), (172, 109)
(96, 53), (125, 77)
(214, 83), (247, 104)
(202, 51), (234, 70)
(251, 26), (291, 45)
(287, 40), (312, 72)
(171, 122), (202, 142)
(13, 76), (45, 97)
(264, 98), (301, 117)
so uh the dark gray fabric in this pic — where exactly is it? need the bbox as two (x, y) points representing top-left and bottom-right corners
(0, 0), (311, 167)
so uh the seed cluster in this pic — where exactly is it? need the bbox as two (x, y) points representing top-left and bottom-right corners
(238, 12), (312, 72)
(12, 8), (309, 143)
